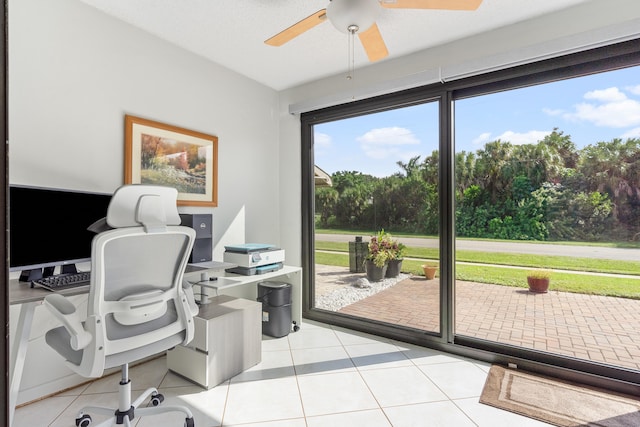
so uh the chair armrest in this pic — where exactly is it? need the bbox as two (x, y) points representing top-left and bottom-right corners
(43, 294), (92, 350)
(182, 278), (199, 316)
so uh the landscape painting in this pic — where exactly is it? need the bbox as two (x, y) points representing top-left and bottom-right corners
(125, 115), (218, 207)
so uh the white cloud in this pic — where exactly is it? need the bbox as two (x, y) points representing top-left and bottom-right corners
(472, 132), (492, 146)
(569, 99), (640, 127)
(584, 87), (628, 102)
(496, 130), (551, 145)
(314, 132), (332, 149)
(357, 127), (420, 160)
(626, 85), (640, 96)
(542, 107), (564, 117)
(621, 127), (640, 139)
(469, 130), (550, 147)
(313, 132), (333, 158)
(558, 86), (640, 128)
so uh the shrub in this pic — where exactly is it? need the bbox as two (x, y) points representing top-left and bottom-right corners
(526, 269), (551, 279)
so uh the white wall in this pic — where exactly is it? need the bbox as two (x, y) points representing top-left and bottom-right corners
(9, 0), (283, 403)
(10, 0), (284, 253)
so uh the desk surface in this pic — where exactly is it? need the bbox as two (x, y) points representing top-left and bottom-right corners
(9, 261), (232, 305)
(10, 263), (301, 305)
(185, 260), (235, 274)
(185, 265), (301, 289)
(9, 279), (89, 305)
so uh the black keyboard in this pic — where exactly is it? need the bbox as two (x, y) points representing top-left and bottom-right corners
(32, 271), (91, 291)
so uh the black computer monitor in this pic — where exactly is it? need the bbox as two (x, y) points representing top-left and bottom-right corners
(9, 185), (113, 282)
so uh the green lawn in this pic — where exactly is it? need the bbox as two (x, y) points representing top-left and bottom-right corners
(315, 241), (640, 275)
(315, 228), (640, 249)
(315, 243), (640, 300)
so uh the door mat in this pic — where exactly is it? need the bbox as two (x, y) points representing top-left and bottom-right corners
(480, 365), (640, 427)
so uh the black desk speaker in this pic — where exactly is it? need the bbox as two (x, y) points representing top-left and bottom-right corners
(179, 214), (212, 263)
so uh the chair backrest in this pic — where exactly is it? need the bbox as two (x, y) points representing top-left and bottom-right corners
(79, 184), (196, 377)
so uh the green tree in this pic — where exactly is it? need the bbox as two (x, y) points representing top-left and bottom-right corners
(455, 151), (477, 193)
(331, 171), (375, 194)
(579, 138), (640, 237)
(475, 140), (514, 203)
(335, 185), (372, 226)
(541, 128), (579, 169)
(315, 187), (338, 227)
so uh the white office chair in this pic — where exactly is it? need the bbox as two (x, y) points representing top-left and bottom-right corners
(43, 184), (198, 427)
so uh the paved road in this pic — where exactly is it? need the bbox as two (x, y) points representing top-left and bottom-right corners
(316, 233), (640, 262)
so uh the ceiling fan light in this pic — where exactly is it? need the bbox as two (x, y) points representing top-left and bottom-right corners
(326, 0), (380, 34)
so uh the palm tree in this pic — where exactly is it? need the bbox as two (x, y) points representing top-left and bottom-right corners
(396, 156), (422, 180)
(455, 151), (477, 194)
(541, 128), (579, 169)
(579, 138), (640, 227)
(476, 140), (513, 203)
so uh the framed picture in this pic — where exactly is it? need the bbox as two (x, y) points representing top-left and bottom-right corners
(125, 115), (218, 207)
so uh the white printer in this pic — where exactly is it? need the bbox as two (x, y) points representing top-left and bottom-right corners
(223, 243), (285, 275)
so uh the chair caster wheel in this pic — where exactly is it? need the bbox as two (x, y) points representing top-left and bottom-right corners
(150, 393), (165, 406)
(292, 321), (300, 332)
(75, 413), (92, 427)
(184, 417), (195, 427)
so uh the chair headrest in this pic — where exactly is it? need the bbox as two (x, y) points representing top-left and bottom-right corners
(106, 185), (181, 232)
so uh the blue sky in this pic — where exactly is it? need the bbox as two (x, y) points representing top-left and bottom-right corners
(314, 66), (640, 178)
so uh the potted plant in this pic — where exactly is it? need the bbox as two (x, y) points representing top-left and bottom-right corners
(364, 230), (392, 281)
(386, 239), (406, 278)
(527, 269), (551, 293)
(422, 263), (438, 280)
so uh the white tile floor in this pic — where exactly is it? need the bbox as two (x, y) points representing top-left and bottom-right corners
(14, 320), (554, 426)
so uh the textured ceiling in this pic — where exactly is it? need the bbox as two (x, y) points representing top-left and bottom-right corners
(79, 0), (590, 91)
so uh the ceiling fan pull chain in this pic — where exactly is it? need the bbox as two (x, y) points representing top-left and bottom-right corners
(346, 30), (351, 80)
(347, 24), (359, 82)
(350, 31), (356, 100)
(347, 25), (355, 80)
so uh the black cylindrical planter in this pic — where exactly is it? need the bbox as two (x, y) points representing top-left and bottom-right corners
(349, 236), (368, 273)
(257, 281), (292, 338)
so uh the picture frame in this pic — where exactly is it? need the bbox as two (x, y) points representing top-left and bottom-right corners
(125, 115), (218, 207)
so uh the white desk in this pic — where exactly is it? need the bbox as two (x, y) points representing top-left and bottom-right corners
(8, 263), (302, 427)
(184, 264), (303, 327)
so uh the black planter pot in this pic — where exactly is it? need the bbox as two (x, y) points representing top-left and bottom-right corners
(385, 259), (403, 278)
(365, 260), (387, 282)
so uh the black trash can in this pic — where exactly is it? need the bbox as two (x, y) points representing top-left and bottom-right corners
(257, 281), (292, 338)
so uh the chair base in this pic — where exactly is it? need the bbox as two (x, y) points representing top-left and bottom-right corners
(75, 364), (195, 427)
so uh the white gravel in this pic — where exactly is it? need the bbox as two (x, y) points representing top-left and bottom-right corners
(315, 273), (409, 311)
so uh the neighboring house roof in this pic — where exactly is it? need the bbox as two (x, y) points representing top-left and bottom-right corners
(314, 165), (332, 187)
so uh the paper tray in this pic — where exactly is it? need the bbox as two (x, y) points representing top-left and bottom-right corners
(226, 262), (283, 276)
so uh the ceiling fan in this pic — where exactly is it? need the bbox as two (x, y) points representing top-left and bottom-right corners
(265, 0), (483, 62)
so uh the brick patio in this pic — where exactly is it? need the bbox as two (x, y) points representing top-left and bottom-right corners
(317, 267), (640, 371)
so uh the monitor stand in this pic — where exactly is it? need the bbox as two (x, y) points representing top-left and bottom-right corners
(60, 264), (78, 274)
(19, 266), (53, 282)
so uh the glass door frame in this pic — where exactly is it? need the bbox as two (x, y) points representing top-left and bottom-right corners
(301, 39), (640, 395)
(301, 91), (450, 347)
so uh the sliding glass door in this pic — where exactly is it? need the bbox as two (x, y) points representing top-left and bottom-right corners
(453, 65), (640, 372)
(311, 101), (441, 335)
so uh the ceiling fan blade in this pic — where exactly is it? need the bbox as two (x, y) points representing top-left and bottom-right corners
(265, 9), (327, 46)
(380, 0), (482, 10)
(358, 23), (388, 62)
